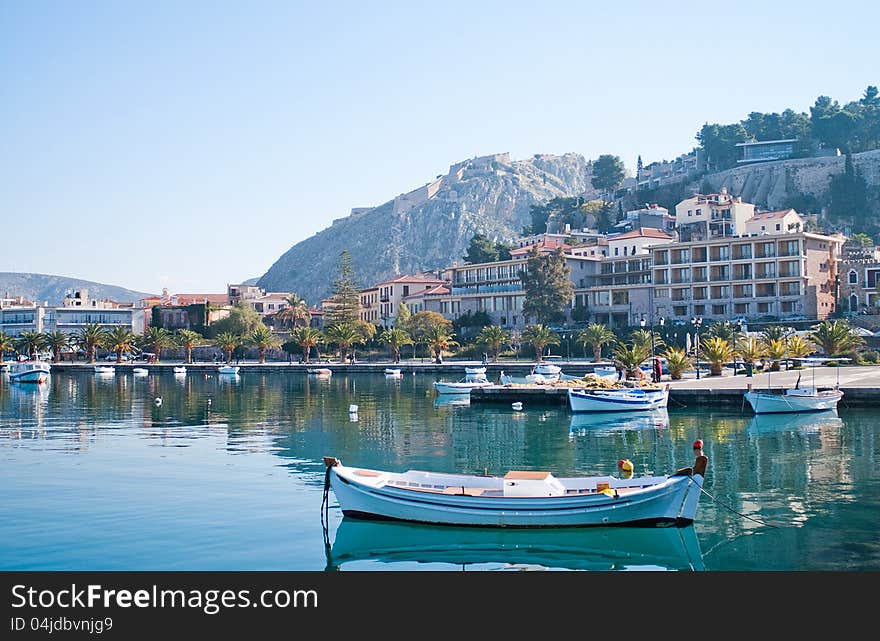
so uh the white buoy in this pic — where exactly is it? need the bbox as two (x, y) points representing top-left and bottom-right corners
(207, 398), (212, 406)
(349, 404), (358, 413)
(154, 397), (162, 406)
(512, 402), (523, 411)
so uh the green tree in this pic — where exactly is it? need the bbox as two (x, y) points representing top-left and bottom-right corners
(0, 332), (15, 360)
(762, 338), (788, 372)
(464, 232), (501, 264)
(378, 327), (413, 363)
(521, 324), (560, 363)
(408, 311), (452, 343)
(629, 328), (665, 352)
(248, 325), (281, 364)
(175, 329), (204, 364)
(213, 332), (241, 365)
(705, 321), (746, 344)
(590, 154), (626, 201)
(275, 294), (311, 330)
(662, 347), (691, 380)
(700, 337), (734, 376)
(43, 331), (71, 363)
(211, 302), (264, 337)
(696, 122), (750, 171)
(288, 326), (324, 363)
(75, 324), (108, 364)
(612, 341), (652, 379)
(519, 247), (573, 325)
(735, 336), (767, 376)
(325, 250), (361, 326)
(577, 324), (616, 362)
(475, 325), (510, 362)
(828, 153), (868, 225)
(394, 301), (412, 333)
(422, 322), (458, 364)
(323, 323), (363, 363)
(808, 319), (865, 356)
(15, 331), (47, 360)
(849, 232), (875, 247)
(105, 327), (137, 363)
(143, 327), (175, 363)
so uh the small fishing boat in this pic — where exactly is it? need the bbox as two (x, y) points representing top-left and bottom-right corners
(218, 365), (240, 375)
(533, 363), (562, 377)
(321, 447), (707, 527)
(307, 367), (332, 377)
(384, 368), (403, 377)
(94, 365), (115, 375)
(568, 386), (669, 412)
(325, 518), (705, 571)
(173, 366), (187, 375)
(591, 365), (619, 381)
(464, 366), (487, 375)
(132, 367), (149, 376)
(432, 374), (492, 395)
(743, 358), (845, 414)
(8, 360), (51, 384)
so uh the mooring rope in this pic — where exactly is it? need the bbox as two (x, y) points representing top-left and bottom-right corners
(699, 485), (781, 528)
(321, 463), (334, 552)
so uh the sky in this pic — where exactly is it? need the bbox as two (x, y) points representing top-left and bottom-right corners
(1, 1), (877, 297)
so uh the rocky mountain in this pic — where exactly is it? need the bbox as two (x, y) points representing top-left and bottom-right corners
(0, 273), (154, 306)
(258, 152), (595, 304)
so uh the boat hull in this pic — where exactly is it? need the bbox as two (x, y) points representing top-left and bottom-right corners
(744, 391), (842, 414)
(8, 362), (51, 384)
(328, 465), (702, 528)
(568, 388), (669, 412)
(218, 366), (240, 375)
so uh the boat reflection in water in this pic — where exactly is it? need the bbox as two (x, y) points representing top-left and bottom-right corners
(325, 518), (704, 571)
(433, 393), (471, 408)
(569, 408), (669, 435)
(747, 410), (843, 435)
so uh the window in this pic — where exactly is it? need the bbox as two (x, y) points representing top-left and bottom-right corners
(775, 223), (781, 231)
(849, 270), (859, 285)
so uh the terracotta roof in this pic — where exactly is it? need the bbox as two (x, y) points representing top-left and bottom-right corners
(509, 239), (572, 256)
(173, 294), (229, 305)
(749, 209), (798, 221)
(608, 228), (674, 241)
(404, 285), (449, 299)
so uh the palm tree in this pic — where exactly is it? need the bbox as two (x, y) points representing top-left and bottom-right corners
(248, 325), (281, 364)
(0, 331), (16, 361)
(760, 325), (794, 342)
(323, 323), (364, 363)
(75, 323), (107, 363)
(612, 341), (652, 379)
(629, 328), (665, 352)
(577, 324), (616, 362)
(289, 326), (324, 364)
(422, 323), (458, 364)
(176, 329), (204, 364)
(275, 294), (311, 330)
(377, 327), (413, 364)
(214, 332), (241, 365)
(785, 335), (815, 367)
(762, 337), (788, 371)
(704, 320), (746, 344)
(662, 347), (691, 380)
(699, 336), (734, 376)
(143, 327), (175, 363)
(475, 325), (509, 362)
(521, 324), (560, 363)
(14, 331), (46, 360)
(808, 319), (865, 357)
(735, 336), (766, 376)
(105, 326), (137, 363)
(43, 331), (71, 364)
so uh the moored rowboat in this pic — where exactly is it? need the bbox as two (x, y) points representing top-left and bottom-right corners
(321, 448), (707, 528)
(568, 386), (669, 412)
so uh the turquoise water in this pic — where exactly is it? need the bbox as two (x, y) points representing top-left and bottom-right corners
(1, 370), (878, 571)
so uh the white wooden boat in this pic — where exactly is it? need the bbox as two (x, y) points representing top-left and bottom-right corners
(464, 366), (487, 375)
(218, 365), (240, 375)
(533, 363), (562, 376)
(568, 386), (669, 412)
(432, 374), (491, 395)
(499, 372), (550, 385)
(384, 368), (403, 377)
(94, 365), (115, 375)
(592, 365), (619, 381)
(307, 368), (332, 377)
(173, 366), (187, 375)
(8, 360), (51, 384)
(744, 361), (845, 414)
(322, 451), (707, 527)
(325, 518), (705, 571)
(132, 367), (149, 376)
(744, 387), (843, 414)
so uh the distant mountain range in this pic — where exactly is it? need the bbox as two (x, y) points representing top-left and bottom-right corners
(257, 152), (596, 304)
(0, 273), (154, 306)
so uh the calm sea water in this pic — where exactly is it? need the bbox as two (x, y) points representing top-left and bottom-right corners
(1, 369), (878, 572)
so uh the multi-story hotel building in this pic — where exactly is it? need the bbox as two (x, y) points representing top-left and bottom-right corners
(358, 274), (447, 328)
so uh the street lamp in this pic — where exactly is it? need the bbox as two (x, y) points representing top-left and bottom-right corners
(691, 316), (703, 379)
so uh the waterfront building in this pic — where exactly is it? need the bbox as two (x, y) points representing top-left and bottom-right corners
(359, 274), (447, 328)
(0, 304), (48, 337)
(840, 244), (880, 317)
(674, 188), (756, 242)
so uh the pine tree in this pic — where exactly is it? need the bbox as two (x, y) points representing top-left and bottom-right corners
(519, 247), (574, 325)
(326, 250), (361, 326)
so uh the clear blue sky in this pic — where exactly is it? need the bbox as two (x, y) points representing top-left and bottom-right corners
(2, 1), (877, 297)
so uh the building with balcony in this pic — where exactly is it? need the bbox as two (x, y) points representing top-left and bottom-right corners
(674, 188), (756, 242)
(743, 209), (804, 236)
(360, 274), (447, 328)
(736, 139), (798, 164)
(0, 305), (48, 337)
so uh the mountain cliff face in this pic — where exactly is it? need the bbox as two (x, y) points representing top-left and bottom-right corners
(258, 153), (595, 304)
